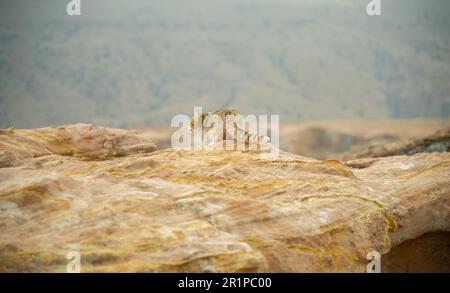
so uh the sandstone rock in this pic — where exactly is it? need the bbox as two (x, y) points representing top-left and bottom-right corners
(343, 127), (450, 160)
(0, 124), (157, 167)
(0, 126), (449, 272)
(381, 231), (450, 273)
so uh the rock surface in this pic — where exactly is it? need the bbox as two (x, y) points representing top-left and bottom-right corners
(0, 124), (157, 167)
(0, 125), (449, 272)
(280, 119), (450, 160)
(344, 127), (450, 160)
(381, 231), (450, 273)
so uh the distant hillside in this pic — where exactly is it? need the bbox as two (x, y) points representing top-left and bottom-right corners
(0, 0), (449, 128)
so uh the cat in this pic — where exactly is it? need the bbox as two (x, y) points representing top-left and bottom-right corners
(190, 108), (271, 150)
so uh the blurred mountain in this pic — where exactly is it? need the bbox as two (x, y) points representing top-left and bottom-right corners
(1, 0), (449, 128)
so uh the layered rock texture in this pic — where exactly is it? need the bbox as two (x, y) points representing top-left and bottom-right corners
(344, 127), (450, 160)
(0, 124), (449, 272)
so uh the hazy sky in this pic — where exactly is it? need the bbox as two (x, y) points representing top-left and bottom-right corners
(1, 0), (449, 128)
